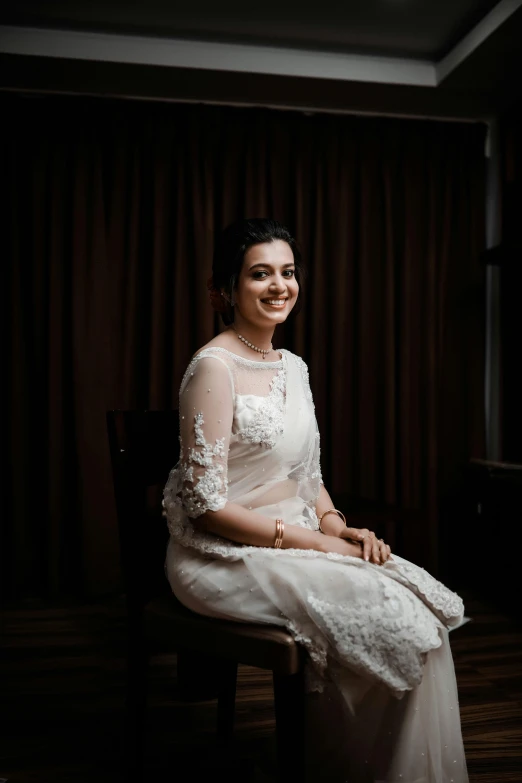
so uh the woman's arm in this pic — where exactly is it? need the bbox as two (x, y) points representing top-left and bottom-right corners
(176, 356), (361, 558)
(316, 484), (391, 563)
(197, 501), (363, 557)
(315, 484), (346, 536)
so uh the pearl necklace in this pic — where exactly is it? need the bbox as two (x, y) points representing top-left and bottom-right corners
(235, 330), (272, 359)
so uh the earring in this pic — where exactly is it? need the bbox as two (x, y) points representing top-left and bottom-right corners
(221, 292), (235, 307)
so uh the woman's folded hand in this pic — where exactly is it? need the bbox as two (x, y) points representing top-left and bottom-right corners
(339, 527), (392, 565)
(318, 535), (365, 558)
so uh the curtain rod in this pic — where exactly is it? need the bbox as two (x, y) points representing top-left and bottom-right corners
(1, 85), (490, 126)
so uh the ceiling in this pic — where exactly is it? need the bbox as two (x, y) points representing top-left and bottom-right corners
(1, 0), (521, 118)
(0, 0), (506, 59)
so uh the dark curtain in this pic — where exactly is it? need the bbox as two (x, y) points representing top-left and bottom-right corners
(499, 101), (522, 462)
(3, 94), (486, 601)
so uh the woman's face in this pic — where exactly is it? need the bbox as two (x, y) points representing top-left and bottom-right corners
(233, 240), (299, 329)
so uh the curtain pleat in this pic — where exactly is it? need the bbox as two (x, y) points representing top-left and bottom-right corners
(2, 95), (486, 600)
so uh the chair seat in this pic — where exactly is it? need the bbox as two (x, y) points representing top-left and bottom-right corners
(144, 594), (303, 675)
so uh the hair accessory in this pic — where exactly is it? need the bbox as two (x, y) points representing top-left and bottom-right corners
(206, 276), (228, 314)
(318, 508), (347, 534)
(274, 518), (284, 548)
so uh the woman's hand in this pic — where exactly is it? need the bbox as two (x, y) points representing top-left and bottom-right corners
(339, 527), (392, 565)
(318, 535), (365, 558)
(314, 487), (391, 564)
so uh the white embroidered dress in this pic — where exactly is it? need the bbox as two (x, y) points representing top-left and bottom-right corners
(163, 347), (468, 783)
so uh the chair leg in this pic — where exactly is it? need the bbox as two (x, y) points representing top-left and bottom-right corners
(216, 660), (238, 741)
(177, 648), (223, 701)
(273, 669), (306, 782)
(124, 640), (150, 783)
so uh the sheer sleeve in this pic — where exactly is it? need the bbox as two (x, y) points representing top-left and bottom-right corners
(293, 354), (324, 487)
(177, 355), (234, 518)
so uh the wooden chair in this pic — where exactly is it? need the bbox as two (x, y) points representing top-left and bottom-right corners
(106, 410), (306, 782)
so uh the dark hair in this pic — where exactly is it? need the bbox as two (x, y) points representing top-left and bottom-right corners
(211, 218), (305, 325)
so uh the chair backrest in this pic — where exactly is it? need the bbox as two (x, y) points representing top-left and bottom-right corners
(106, 410), (180, 613)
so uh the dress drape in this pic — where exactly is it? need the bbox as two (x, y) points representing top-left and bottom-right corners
(163, 347), (468, 782)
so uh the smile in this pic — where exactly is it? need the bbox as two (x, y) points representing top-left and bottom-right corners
(261, 299), (288, 308)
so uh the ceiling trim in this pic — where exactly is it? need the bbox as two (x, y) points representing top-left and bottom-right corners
(0, 25), (436, 87)
(436, 0), (522, 82)
(0, 0), (520, 89)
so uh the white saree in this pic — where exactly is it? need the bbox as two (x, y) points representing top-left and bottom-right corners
(163, 347), (468, 783)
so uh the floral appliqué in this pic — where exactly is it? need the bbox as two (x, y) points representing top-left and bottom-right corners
(238, 363), (287, 449)
(294, 357), (323, 484)
(392, 562), (464, 624)
(163, 412), (228, 537)
(295, 355), (314, 406)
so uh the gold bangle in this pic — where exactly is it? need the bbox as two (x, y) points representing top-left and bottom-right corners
(318, 508), (346, 533)
(274, 518), (284, 549)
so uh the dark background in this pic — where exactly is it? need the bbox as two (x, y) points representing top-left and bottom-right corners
(1, 2), (522, 607)
(2, 7), (522, 783)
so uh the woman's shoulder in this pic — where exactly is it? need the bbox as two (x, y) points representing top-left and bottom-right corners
(191, 345), (230, 362)
(190, 331), (250, 364)
(192, 335), (286, 367)
(280, 349), (308, 370)
(186, 346), (235, 376)
(191, 333), (231, 359)
(281, 350), (312, 390)
(180, 337), (237, 381)
(179, 348), (236, 398)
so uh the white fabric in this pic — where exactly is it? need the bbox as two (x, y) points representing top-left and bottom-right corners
(163, 347), (468, 782)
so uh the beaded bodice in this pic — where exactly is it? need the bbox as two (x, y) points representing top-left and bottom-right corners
(163, 347), (322, 542)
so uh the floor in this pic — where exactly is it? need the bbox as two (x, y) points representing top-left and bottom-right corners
(1, 589), (521, 783)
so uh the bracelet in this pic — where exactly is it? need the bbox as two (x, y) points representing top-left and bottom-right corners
(318, 508), (346, 534)
(274, 518), (284, 549)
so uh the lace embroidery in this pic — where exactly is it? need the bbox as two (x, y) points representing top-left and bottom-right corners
(189, 412), (226, 466)
(294, 357), (323, 484)
(163, 347), (467, 701)
(164, 512), (464, 693)
(390, 562), (464, 624)
(238, 361), (286, 449)
(295, 355), (314, 406)
(285, 619), (329, 693)
(165, 526), (452, 694)
(164, 412), (228, 523)
(306, 579), (442, 696)
(182, 347), (283, 386)
(164, 517), (464, 628)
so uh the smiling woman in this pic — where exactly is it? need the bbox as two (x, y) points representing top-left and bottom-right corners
(208, 218), (305, 332)
(163, 218), (469, 782)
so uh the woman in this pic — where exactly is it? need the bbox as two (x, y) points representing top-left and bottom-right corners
(163, 218), (468, 782)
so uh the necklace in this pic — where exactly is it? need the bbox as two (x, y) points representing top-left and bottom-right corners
(235, 330), (273, 359)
